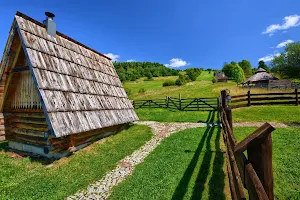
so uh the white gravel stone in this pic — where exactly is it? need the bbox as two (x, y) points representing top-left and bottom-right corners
(68, 121), (217, 199)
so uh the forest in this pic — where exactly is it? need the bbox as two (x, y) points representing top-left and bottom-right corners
(113, 62), (180, 82)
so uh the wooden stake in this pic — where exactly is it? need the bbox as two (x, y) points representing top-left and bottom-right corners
(295, 89), (298, 106)
(247, 90), (251, 106)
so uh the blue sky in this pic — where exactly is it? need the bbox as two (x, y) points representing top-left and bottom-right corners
(0, 0), (299, 69)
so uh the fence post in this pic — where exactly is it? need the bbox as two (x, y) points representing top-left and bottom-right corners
(220, 90), (226, 109)
(247, 90), (251, 106)
(166, 96), (169, 108)
(295, 89), (299, 106)
(225, 107), (233, 130)
(197, 98), (199, 111)
(179, 93), (182, 110)
(247, 133), (274, 200)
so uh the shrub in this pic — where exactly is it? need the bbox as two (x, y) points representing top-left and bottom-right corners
(175, 78), (184, 86)
(162, 80), (176, 87)
(144, 77), (153, 81)
(125, 88), (132, 95)
(138, 88), (146, 94)
(212, 77), (217, 83)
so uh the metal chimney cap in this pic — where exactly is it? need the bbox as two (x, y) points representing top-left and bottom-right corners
(45, 12), (55, 18)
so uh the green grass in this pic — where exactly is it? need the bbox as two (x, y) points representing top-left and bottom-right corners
(136, 108), (219, 123)
(0, 125), (153, 200)
(124, 72), (236, 99)
(196, 71), (214, 81)
(232, 105), (300, 123)
(110, 127), (230, 200)
(233, 127), (300, 200)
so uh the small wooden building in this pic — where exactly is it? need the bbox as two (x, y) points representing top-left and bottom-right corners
(214, 72), (228, 82)
(244, 68), (278, 88)
(0, 12), (138, 158)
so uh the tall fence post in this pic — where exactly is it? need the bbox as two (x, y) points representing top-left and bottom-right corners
(225, 107), (233, 130)
(247, 90), (251, 106)
(295, 89), (299, 106)
(179, 93), (182, 110)
(166, 96), (169, 108)
(247, 131), (274, 200)
(221, 90), (226, 109)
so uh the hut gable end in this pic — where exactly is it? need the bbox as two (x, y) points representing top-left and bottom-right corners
(3, 12), (138, 138)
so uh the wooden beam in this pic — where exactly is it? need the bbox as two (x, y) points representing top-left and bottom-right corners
(234, 123), (275, 154)
(12, 66), (29, 73)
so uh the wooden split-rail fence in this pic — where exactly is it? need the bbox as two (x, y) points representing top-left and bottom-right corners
(220, 90), (275, 200)
(132, 96), (219, 111)
(229, 89), (299, 109)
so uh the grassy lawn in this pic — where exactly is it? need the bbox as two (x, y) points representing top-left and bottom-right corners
(232, 105), (300, 123)
(233, 127), (300, 200)
(110, 127), (230, 200)
(0, 125), (153, 200)
(136, 108), (219, 123)
(124, 71), (292, 100)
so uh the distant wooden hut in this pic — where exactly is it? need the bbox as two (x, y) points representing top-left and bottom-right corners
(0, 11), (138, 158)
(244, 68), (278, 88)
(214, 72), (228, 82)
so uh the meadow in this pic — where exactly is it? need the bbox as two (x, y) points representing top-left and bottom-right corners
(0, 71), (299, 199)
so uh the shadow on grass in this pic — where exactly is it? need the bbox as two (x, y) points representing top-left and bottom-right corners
(172, 111), (226, 200)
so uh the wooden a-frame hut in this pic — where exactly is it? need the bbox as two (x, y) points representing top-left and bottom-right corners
(0, 11), (138, 158)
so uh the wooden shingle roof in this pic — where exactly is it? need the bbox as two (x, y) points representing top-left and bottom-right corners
(9, 12), (138, 137)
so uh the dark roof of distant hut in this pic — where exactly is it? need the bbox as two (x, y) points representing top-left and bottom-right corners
(215, 72), (228, 79)
(0, 12), (138, 138)
(244, 68), (277, 83)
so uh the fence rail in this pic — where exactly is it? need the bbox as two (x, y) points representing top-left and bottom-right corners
(133, 96), (219, 111)
(229, 89), (299, 109)
(220, 90), (275, 200)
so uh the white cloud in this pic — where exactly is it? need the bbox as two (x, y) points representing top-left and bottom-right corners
(126, 59), (136, 62)
(258, 53), (280, 62)
(164, 58), (190, 68)
(104, 53), (120, 61)
(262, 15), (300, 36)
(276, 39), (294, 48)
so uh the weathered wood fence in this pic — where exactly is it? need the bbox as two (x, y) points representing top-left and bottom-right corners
(132, 96), (218, 111)
(220, 90), (275, 200)
(229, 89), (299, 109)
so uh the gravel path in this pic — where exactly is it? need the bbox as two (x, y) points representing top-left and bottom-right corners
(67, 120), (292, 200)
(233, 122), (288, 128)
(67, 121), (215, 200)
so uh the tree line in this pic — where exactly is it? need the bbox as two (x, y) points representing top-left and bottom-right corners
(113, 62), (179, 82)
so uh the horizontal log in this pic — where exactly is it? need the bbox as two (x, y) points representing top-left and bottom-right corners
(11, 122), (49, 132)
(229, 104), (248, 109)
(8, 127), (48, 138)
(251, 92), (295, 96)
(4, 112), (46, 119)
(251, 101), (295, 106)
(231, 98), (248, 103)
(6, 135), (48, 146)
(7, 109), (44, 113)
(231, 94), (247, 98)
(251, 96), (295, 101)
(8, 118), (47, 125)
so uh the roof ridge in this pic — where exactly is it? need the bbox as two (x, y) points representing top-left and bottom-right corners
(15, 11), (111, 61)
